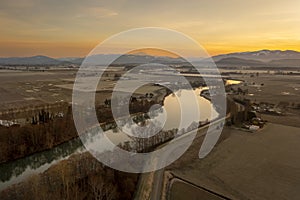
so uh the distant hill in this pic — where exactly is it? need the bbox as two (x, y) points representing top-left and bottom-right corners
(213, 49), (300, 62)
(0, 50), (299, 68)
(71, 54), (185, 65)
(0, 55), (65, 65)
(268, 59), (300, 68)
(213, 50), (300, 68)
(215, 57), (265, 66)
(215, 57), (300, 68)
(0, 54), (185, 66)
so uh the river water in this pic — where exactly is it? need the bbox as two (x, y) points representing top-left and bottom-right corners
(0, 80), (241, 191)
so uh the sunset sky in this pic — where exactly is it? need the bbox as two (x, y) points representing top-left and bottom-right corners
(0, 0), (300, 57)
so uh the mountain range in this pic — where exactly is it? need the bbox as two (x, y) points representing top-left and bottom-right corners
(213, 49), (300, 68)
(0, 50), (300, 68)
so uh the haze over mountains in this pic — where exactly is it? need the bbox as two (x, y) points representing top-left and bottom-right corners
(213, 50), (300, 62)
(213, 50), (300, 68)
(0, 50), (300, 68)
(0, 55), (64, 65)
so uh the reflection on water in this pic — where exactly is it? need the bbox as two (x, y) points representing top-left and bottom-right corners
(162, 87), (218, 130)
(0, 86), (219, 190)
(0, 139), (84, 190)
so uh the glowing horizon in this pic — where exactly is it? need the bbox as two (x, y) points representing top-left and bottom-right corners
(0, 0), (300, 58)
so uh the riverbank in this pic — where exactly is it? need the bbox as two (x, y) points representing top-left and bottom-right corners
(0, 152), (139, 200)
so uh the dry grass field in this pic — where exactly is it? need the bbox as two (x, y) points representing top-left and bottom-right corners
(167, 123), (300, 200)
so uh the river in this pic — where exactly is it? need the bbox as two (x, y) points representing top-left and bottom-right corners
(0, 80), (240, 191)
